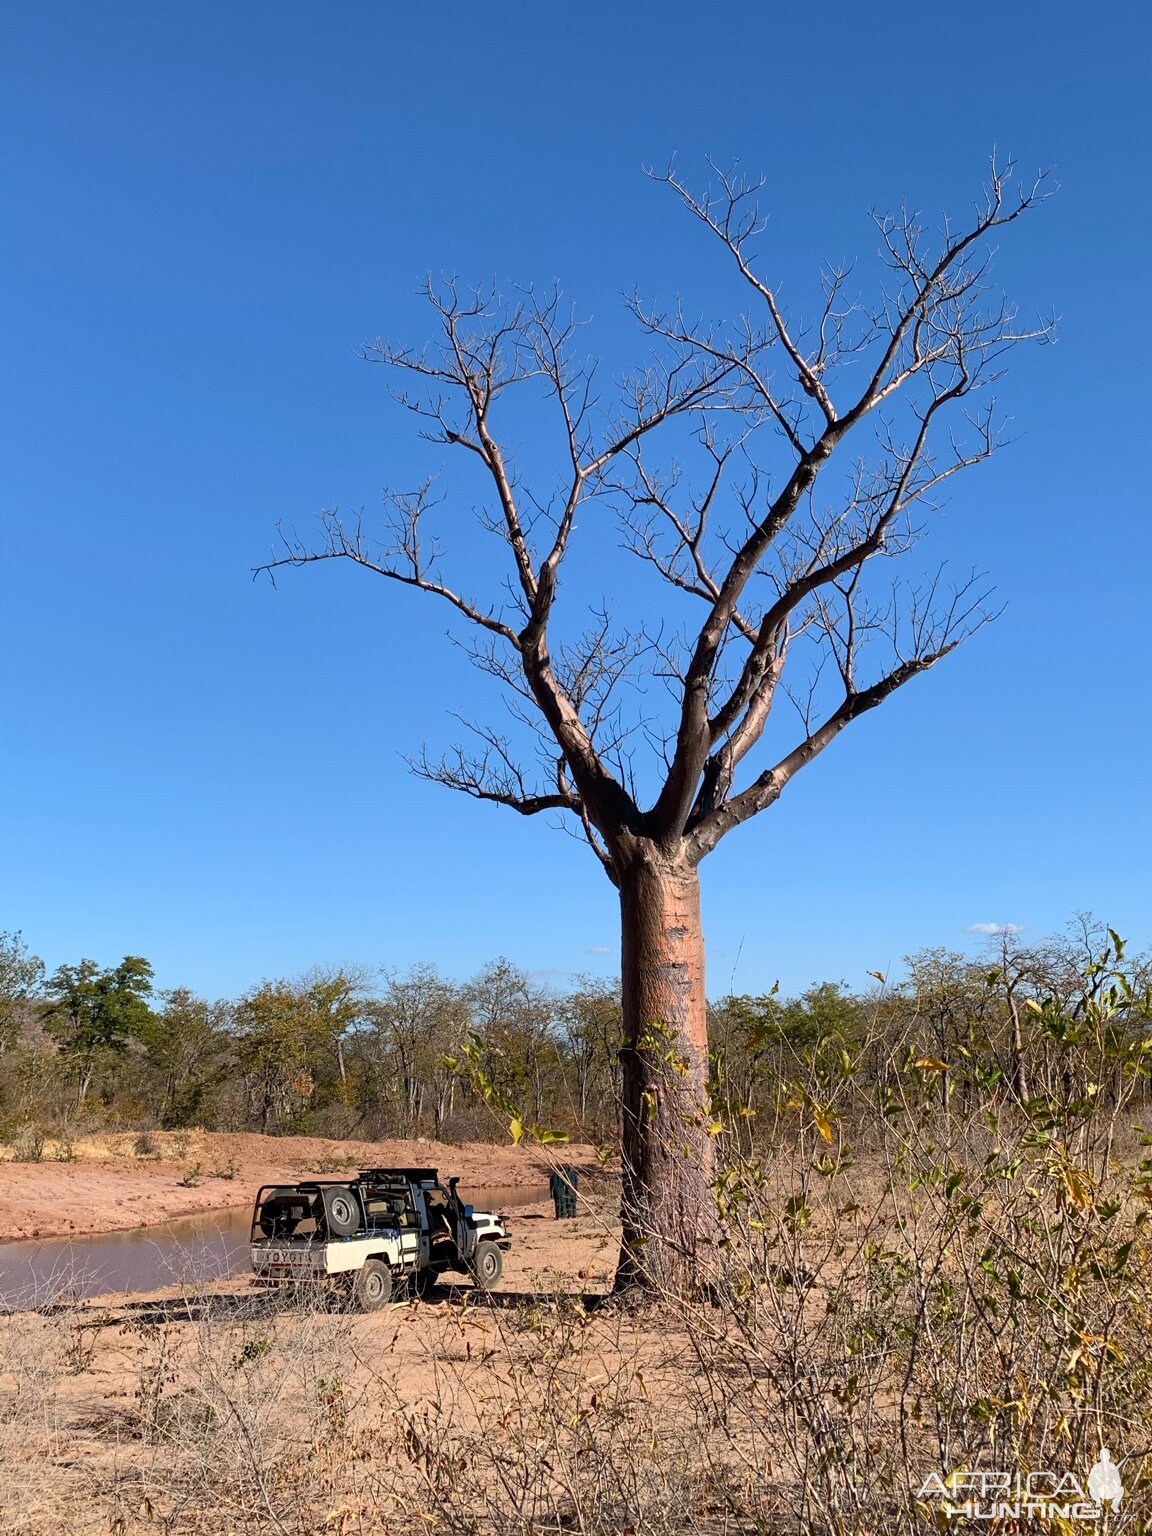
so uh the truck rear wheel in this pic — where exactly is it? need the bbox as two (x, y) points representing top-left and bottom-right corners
(351, 1259), (393, 1311)
(472, 1241), (503, 1290)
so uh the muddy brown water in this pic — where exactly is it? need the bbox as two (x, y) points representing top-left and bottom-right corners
(0, 1185), (549, 1305)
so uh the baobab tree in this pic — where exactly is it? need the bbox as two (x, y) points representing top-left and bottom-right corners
(262, 159), (1050, 1290)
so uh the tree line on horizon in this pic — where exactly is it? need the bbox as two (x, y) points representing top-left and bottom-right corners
(0, 920), (1148, 1151)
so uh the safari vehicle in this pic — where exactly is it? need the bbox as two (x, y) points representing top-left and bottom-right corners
(249, 1167), (511, 1310)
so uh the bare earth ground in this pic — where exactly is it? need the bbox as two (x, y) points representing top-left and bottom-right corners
(0, 1130), (597, 1240)
(1, 1191), (646, 1536)
(0, 1137), (748, 1535)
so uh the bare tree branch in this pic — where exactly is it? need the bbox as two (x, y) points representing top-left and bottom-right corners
(685, 571), (994, 862)
(407, 721), (578, 819)
(261, 159), (1049, 886)
(256, 500), (523, 647)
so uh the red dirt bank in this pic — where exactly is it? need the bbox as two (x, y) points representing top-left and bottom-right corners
(0, 1129), (594, 1241)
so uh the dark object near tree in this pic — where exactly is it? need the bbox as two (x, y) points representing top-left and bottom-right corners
(259, 158), (1051, 1292)
(549, 1167), (579, 1220)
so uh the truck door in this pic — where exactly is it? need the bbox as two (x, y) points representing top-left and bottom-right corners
(395, 1189), (421, 1268)
(423, 1186), (458, 1264)
(411, 1188), (433, 1267)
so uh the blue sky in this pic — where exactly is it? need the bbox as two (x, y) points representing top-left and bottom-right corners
(2, 2), (1149, 1002)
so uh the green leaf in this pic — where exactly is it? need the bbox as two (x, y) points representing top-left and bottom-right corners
(533, 1127), (570, 1146)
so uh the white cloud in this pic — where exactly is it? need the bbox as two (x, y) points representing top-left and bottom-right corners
(586, 945), (614, 955)
(965, 922), (1023, 936)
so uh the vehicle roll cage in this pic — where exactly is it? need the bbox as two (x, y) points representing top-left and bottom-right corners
(251, 1169), (473, 1244)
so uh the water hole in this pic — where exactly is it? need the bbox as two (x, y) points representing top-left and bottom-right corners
(0, 1183), (548, 1305)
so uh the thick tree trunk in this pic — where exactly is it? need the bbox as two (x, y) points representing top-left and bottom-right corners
(616, 849), (714, 1293)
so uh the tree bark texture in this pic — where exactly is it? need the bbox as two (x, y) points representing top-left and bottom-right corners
(616, 850), (714, 1291)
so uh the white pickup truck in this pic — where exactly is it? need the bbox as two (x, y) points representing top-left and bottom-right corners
(249, 1166), (511, 1310)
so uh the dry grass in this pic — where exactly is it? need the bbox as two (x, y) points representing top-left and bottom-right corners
(4, 1102), (1152, 1536)
(7, 963), (1152, 1535)
(2, 1282), (718, 1535)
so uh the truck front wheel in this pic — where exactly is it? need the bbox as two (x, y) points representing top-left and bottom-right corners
(472, 1241), (503, 1290)
(350, 1259), (393, 1311)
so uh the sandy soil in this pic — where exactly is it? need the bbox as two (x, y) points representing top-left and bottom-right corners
(0, 1196), (637, 1536)
(0, 1129), (597, 1241)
